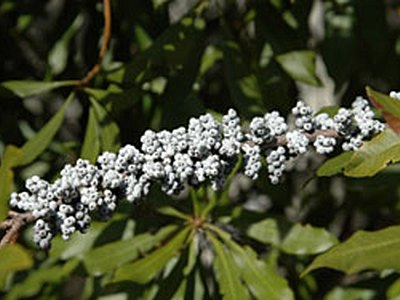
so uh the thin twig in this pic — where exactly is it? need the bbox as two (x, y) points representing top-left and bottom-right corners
(0, 211), (35, 248)
(78, 0), (112, 87)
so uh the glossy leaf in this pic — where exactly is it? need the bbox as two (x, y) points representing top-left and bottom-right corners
(0, 145), (23, 219)
(210, 224), (294, 300)
(18, 92), (74, 166)
(1, 80), (77, 98)
(303, 225), (400, 275)
(83, 225), (178, 275)
(281, 223), (338, 255)
(80, 107), (100, 163)
(112, 227), (191, 284)
(89, 97), (120, 153)
(367, 86), (400, 133)
(246, 218), (280, 246)
(276, 50), (321, 86)
(207, 232), (250, 300)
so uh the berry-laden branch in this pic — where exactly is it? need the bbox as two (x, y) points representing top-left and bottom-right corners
(78, 0), (112, 87)
(0, 211), (35, 248)
(0, 97), (384, 249)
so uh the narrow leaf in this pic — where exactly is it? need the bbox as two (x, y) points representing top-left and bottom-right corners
(112, 227), (190, 284)
(209, 224), (294, 300)
(276, 50), (322, 86)
(80, 107), (100, 163)
(83, 225), (178, 275)
(157, 206), (191, 221)
(18, 92), (74, 166)
(281, 223), (338, 255)
(88, 97), (120, 153)
(1, 80), (77, 98)
(303, 225), (400, 275)
(207, 232), (250, 300)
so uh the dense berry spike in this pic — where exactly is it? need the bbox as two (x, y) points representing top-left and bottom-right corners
(9, 97), (385, 249)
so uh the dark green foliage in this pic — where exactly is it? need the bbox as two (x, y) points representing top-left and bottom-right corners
(1, 1), (400, 299)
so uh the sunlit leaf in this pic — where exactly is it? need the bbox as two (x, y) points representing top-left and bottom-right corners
(1, 80), (77, 98)
(0, 244), (33, 273)
(281, 223), (338, 255)
(83, 225), (178, 275)
(317, 152), (354, 177)
(18, 92), (75, 166)
(366, 86), (400, 133)
(276, 50), (321, 86)
(303, 225), (400, 275)
(344, 128), (400, 177)
(112, 227), (191, 284)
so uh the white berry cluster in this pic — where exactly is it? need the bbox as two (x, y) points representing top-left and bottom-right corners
(390, 91), (400, 100)
(8, 97), (384, 249)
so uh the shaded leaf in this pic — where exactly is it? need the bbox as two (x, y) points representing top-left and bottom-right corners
(112, 227), (191, 284)
(83, 225), (178, 275)
(5, 259), (79, 300)
(80, 107), (100, 163)
(366, 86), (400, 133)
(276, 50), (321, 86)
(246, 218), (280, 246)
(89, 97), (120, 153)
(303, 225), (400, 275)
(281, 223), (338, 255)
(324, 287), (375, 300)
(0, 145), (23, 219)
(157, 206), (191, 221)
(18, 92), (75, 166)
(207, 232), (250, 300)
(210, 224), (294, 300)
(1, 80), (77, 98)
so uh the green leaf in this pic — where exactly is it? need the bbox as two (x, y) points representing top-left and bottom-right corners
(276, 50), (322, 86)
(344, 128), (400, 177)
(207, 232), (251, 300)
(246, 218), (281, 246)
(1, 80), (77, 98)
(80, 107), (100, 163)
(157, 206), (191, 221)
(0, 244), (33, 273)
(303, 225), (400, 275)
(209, 224), (294, 300)
(112, 227), (191, 284)
(281, 223), (338, 255)
(0, 145), (23, 219)
(183, 232), (198, 276)
(324, 287), (375, 300)
(317, 152), (354, 177)
(48, 15), (83, 75)
(5, 258), (79, 300)
(83, 225), (178, 275)
(89, 97), (120, 153)
(222, 39), (264, 118)
(18, 92), (74, 166)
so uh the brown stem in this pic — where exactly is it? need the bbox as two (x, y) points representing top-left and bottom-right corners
(0, 211), (35, 248)
(78, 0), (112, 87)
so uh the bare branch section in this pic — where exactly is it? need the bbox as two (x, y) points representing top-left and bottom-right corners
(78, 0), (112, 87)
(0, 211), (35, 248)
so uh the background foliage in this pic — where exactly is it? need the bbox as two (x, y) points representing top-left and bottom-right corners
(1, 0), (400, 299)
